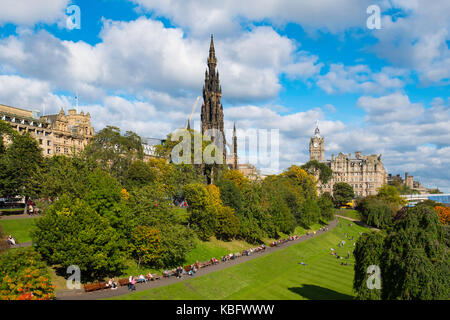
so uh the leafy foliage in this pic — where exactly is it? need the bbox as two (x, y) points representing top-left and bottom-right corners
(434, 206), (450, 225)
(83, 126), (143, 183)
(353, 232), (384, 300)
(332, 182), (355, 207)
(0, 248), (55, 300)
(301, 160), (333, 184)
(129, 226), (163, 269)
(31, 195), (127, 281)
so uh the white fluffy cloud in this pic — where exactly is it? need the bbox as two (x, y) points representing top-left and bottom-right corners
(0, 19), (322, 104)
(0, 0), (69, 26)
(371, 0), (450, 84)
(0, 75), (70, 113)
(132, 0), (373, 36)
(317, 64), (408, 94)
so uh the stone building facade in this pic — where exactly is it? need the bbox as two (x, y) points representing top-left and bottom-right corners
(40, 108), (95, 156)
(1, 103), (94, 157)
(309, 124), (387, 197)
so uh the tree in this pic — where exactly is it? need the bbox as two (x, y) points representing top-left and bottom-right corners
(297, 198), (320, 228)
(31, 196), (127, 281)
(223, 170), (249, 190)
(434, 206), (450, 225)
(124, 160), (155, 189)
(216, 178), (242, 212)
(0, 132), (43, 214)
(301, 160), (333, 184)
(317, 193), (335, 222)
(428, 188), (443, 194)
(358, 197), (393, 228)
(353, 232), (384, 300)
(127, 185), (195, 268)
(37, 155), (90, 201)
(129, 226), (163, 269)
(380, 205), (449, 299)
(333, 182), (354, 207)
(83, 126), (143, 183)
(0, 248), (55, 300)
(282, 166), (317, 200)
(216, 206), (240, 240)
(376, 184), (406, 207)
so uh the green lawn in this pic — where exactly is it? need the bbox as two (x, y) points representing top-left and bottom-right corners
(334, 209), (361, 220)
(0, 218), (37, 243)
(110, 218), (369, 300)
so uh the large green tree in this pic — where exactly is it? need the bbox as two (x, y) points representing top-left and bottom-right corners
(301, 160), (333, 184)
(333, 182), (355, 207)
(353, 232), (384, 300)
(0, 131), (43, 213)
(31, 195), (127, 281)
(380, 205), (449, 299)
(83, 126), (143, 183)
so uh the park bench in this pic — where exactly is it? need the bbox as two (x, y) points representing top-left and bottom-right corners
(150, 274), (161, 281)
(118, 278), (130, 286)
(83, 282), (102, 292)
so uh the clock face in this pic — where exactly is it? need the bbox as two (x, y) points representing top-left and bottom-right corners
(314, 142), (318, 148)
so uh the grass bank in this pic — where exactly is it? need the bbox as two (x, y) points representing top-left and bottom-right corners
(110, 218), (369, 300)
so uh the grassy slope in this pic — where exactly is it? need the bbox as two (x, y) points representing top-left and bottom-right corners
(0, 218), (36, 243)
(335, 209), (361, 220)
(111, 218), (369, 300)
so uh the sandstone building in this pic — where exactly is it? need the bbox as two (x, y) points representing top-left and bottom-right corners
(309, 124), (387, 197)
(0, 103), (94, 157)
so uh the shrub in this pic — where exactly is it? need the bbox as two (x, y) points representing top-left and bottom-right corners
(0, 248), (55, 300)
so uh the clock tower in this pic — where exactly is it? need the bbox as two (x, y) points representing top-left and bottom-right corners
(309, 123), (324, 161)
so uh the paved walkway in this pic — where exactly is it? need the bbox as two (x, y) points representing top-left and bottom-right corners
(0, 213), (41, 220)
(56, 218), (339, 300)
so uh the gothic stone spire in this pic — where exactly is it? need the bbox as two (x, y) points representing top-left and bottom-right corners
(201, 34), (225, 149)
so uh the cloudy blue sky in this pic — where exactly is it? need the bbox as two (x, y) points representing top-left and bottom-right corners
(0, 0), (449, 191)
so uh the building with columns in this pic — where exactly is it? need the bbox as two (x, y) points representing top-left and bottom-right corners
(309, 124), (387, 197)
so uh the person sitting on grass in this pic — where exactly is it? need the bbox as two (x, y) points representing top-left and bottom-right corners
(7, 235), (16, 246)
(147, 272), (153, 281)
(163, 270), (169, 277)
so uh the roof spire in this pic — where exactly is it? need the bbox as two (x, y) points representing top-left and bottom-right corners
(187, 118), (191, 130)
(207, 34), (217, 70)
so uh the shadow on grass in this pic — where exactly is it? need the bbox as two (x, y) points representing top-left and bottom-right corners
(288, 285), (353, 300)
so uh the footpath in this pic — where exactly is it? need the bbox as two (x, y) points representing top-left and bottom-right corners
(57, 218), (339, 300)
